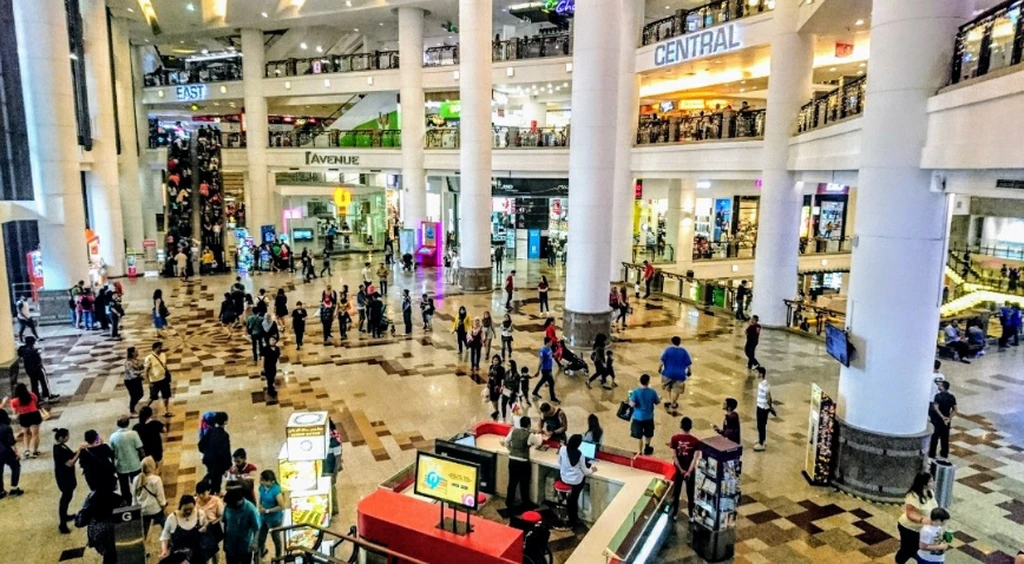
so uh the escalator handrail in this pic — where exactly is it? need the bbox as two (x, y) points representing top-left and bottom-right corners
(269, 523), (430, 564)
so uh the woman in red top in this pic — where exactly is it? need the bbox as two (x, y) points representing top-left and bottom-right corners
(543, 318), (563, 368)
(1, 383), (43, 457)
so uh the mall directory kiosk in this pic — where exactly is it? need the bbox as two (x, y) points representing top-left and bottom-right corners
(277, 412), (334, 552)
(691, 435), (743, 562)
(416, 220), (443, 267)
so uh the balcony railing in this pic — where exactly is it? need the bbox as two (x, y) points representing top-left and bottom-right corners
(693, 241), (756, 261)
(494, 32), (571, 61)
(951, 0), (1024, 85)
(636, 109), (765, 145)
(425, 45), (459, 66)
(641, 0), (774, 46)
(784, 299), (845, 337)
(796, 76), (866, 134)
(426, 125), (571, 149)
(800, 236), (853, 255)
(265, 51), (400, 78)
(144, 58), (243, 87)
(268, 129), (401, 148)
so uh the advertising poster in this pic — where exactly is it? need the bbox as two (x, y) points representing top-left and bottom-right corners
(415, 453), (479, 509)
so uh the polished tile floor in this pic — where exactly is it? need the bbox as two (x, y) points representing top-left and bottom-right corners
(3, 256), (1023, 563)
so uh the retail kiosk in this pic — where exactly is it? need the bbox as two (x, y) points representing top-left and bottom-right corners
(357, 421), (676, 563)
(277, 412), (334, 552)
(416, 220), (444, 267)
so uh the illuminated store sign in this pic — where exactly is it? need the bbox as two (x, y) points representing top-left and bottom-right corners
(175, 84), (208, 101)
(304, 152), (360, 166)
(653, 23), (742, 68)
(543, 0), (574, 15)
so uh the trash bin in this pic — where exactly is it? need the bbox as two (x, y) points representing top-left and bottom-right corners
(931, 459), (956, 509)
(112, 504), (145, 564)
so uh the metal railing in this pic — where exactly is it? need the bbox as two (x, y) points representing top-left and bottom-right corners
(424, 45), (459, 66)
(692, 240), (756, 260)
(796, 76), (866, 134)
(784, 299), (845, 336)
(947, 248), (1024, 295)
(144, 58), (243, 87)
(951, 0), (1024, 85)
(425, 125), (571, 149)
(632, 245), (675, 265)
(270, 523), (429, 564)
(268, 129), (401, 148)
(800, 236), (853, 255)
(951, 242), (1024, 263)
(265, 51), (400, 78)
(621, 262), (750, 314)
(636, 109), (765, 145)
(641, 0), (774, 46)
(494, 31), (572, 61)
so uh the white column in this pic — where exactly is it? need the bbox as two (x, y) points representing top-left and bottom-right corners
(82, 0), (126, 277)
(399, 7), (426, 228)
(0, 226), (13, 365)
(838, 0), (969, 435)
(242, 29), (271, 231)
(131, 45), (158, 240)
(609, 0), (642, 281)
(669, 180), (697, 266)
(749, 0), (814, 326)
(110, 16), (145, 250)
(457, 0), (493, 290)
(563, 0), (620, 344)
(14, 0), (90, 289)
(522, 98), (547, 128)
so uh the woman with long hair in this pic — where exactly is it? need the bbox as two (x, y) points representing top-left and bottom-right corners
(557, 434), (595, 529)
(500, 314), (514, 359)
(895, 471), (937, 563)
(487, 355), (505, 420)
(53, 428), (80, 533)
(274, 288), (288, 331)
(1, 383), (43, 457)
(538, 276), (550, 314)
(153, 289), (169, 337)
(133, 456), (167, 540)
(195, 479), (225, 564)
(482, 311), (496, 359)
(257, 470), (285, 559)
(452, 306), (470, 355)
(583, 414), (604, 446)
(160, 494), (207, 563)
(468, 318), (485, 372)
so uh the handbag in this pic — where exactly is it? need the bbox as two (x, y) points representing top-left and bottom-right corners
(40, 408), (51, 421)
(153, 354), (172, 381)
(616, 401), (634, 421)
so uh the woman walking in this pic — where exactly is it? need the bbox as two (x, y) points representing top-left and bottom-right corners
(218, 293), (237, 337)
(160, 494), (208, 563)
(538, 276), (550, 314)
(452, 306), (470, 355)
(257, 470), (285, 559)
(895, 471), (938, 564)
(53, 428), (80, 533)
(153, 289), (169, 338)
(616, 286), (629, 329)
(468, 318), (485, 372)
(80, 487), (120, 563)
(557, 434), (595, 530)
(586, 334), (610, 389)
(500, 314), (514, 359)
(482, 311), (496, 359)
(124, 347), (145, 416)
(196, 480), (225, 564)
(274, 289), (288, 332)
(133, 456), (167, 539)
(1, 383), (43, 457)
(487, 355), (506, 420)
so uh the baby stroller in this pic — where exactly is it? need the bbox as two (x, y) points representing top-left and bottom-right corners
(558, 340), (589, 376)
(378, 303), (397, 337)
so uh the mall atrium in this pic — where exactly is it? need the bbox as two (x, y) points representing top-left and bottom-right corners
(0, 0), (1023, 562)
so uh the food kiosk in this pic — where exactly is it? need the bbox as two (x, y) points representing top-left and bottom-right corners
(277, 412), (333, 552)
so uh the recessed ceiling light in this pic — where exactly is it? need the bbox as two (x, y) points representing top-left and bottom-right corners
(316, 45), (324, 53)
(379, 22), (384, 26)
(300, 42), (308, 49)
(261, 12), (269, 18)
(829, 67), (836, 71)
(180, 40), (185, 44)
(345, 0), (352, 5)
(665, 5), (670, 9)
(127, 7), (134, 12)
(859, 62), (866, 67)
(201, 48), (209, 54)
(353, 27), (359, 32)
(855, 19), (864, 25)
(185, 3), (195, 12)
(562, 82), (568, 87)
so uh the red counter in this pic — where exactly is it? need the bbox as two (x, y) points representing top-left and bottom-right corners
(358, 489), (524, 564)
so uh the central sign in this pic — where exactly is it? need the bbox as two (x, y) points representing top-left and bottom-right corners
(653, 23), (743, 68)
(175, 84), (207, 101)
(304, 152), (360, 166)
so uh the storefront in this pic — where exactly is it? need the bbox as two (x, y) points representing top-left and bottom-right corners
(801, 183), (850, 241)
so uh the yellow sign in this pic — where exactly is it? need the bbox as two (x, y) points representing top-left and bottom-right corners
(333, 188), (351, 215)
(415, 453), (478, 508)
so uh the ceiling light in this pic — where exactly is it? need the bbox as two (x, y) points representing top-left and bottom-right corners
(829, 67), (836, 71)
(367, 76), (374, 85)
(261, 12), (268, 18)
(665, 5), (670, 8)
(859, 62), (866, 67)
(379, 22), (384, 26)
(69, 53), (78, 60)
(353, 27), (359, 32)
(201, 49), (209, 54)
(219, 85), (227, 93)
(185, 3), (195, 12)
(324, 78), (331, 87)
(316, 45), (324, 53)
(300, 42), (308, 49)
(855, 19), (864, 25)
(562, 82), (568, 87)
(346, 0), (352, 5)
(857, 70), (864, 75)
(127, 7), (134, 12)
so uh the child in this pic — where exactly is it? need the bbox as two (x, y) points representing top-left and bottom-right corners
(917, 507), (951, 563)
(604, 350), (617, 389)
(519, 366), (532, 407)
(420, 294), (435, 331)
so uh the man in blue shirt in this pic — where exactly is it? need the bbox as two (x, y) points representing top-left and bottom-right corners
(629, 374), (661, 455)
(223, 487), (261, 564)
(531, 337), (560, 403)
(659, 336), (692, 415)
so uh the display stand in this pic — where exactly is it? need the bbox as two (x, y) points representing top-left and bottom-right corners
(802, 383), (837, 486)
(416, 221), (443, 267)
(278, 412), (333, 552)
(437, 501), (475, 535)
(691, 435), (742, 563)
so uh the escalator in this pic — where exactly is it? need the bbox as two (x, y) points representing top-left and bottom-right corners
(942, 251), (1024, 317)
(270, 524), (429, 564)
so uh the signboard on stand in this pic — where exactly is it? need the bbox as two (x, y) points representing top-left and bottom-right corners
(803, 384), (837, 485)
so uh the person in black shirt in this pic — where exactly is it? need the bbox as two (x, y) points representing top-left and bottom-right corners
(78, 429), (117, 493)
(713, 398), (741, 444)
(368, 294), (384, 338)
(929, 381), (957, 459)
(735, 281), (750, 320)
(0, 410), (23, 498)
(18, 337), (58, 402)
(199, 412), (232, 493)
(53, 428), (81, 533)
(401, 290), (413, 335)
(133, 406), (166, 465)
(745, 315), (761, 370)
(262, 338), (282, 398)
(291, 302), (308, 350)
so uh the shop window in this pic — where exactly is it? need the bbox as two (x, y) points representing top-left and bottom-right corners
(0, 0), (33, 200)
(988, 9), (1020, 72)
(957, 25), (986, 82)
(66, 0), (92, 149)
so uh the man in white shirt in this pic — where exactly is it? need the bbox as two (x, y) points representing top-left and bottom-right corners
(502, 416), (543, 509)
(175, 250), (189, 280)
(361, 262), (373, 285)
(16, 297), (40, 342)
(754, 366), (773, 451)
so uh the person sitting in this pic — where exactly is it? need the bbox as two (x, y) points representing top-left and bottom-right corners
(941, 321), (972, 364)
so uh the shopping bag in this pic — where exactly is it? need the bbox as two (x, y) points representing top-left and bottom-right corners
(616, 401), (634, 421)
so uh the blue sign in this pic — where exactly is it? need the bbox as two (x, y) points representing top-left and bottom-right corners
(528, 229), (541, 259)
(175, 84), (208, 101)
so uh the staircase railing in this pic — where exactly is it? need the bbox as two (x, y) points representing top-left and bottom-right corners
(269, 523), (428, 564)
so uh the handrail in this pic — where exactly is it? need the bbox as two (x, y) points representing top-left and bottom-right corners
(493, 32), (571, 61)
(641, 0), (774, 46)
(799, 236), (853, 255)
(796, 75), (866, 134)
(144, 57), (243, 87)
(636, 108), (765, 146)
(951, 0), (1024, 85)
(784, 298), (845, 336)
(425, 45), (459, 66)
(425, 125), (571, 149)
(268, 128), (401, 149)
(265, 51), (400, 78)
(270, 523), (430, 564)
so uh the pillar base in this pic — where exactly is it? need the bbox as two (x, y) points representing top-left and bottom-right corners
(834, 418), (930, 503)
(0, 356), (18, 397)
(458, 266), (493, 293)
(562, 309), (612, 348)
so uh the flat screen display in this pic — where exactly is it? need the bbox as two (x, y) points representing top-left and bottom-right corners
(824, 323), (850, 367)
(580, 441), (597, 461)
(453, 435), (476, 447)
(293, 228), (314, 241)
(434, 440), (497, 494)
(414, 451), (479, 510)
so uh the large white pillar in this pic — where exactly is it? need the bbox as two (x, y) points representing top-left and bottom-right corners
(0, 227), (14, 368)
(399, 7), (426, 228)
(834, 0), (970, 502)
(456, 0), (493, 291)
(82, 0), (126, 277)
(522, 98), (548, 128)
(14, 0), (90, 289)
(749, 1), (814, 326)
(667, 180), (696, 266)
(242, 29), (271, 232)
(563, 0), (620, 345)
(131, 45), (158, 240)
(609, 0), (643, 281)
(110, 16), (145, 250)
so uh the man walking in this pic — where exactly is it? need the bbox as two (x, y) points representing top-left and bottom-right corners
(668, 417), (701, 520)
(494, 245), (505, 275)
(223, 488), (261, 564)
(753, 366), (773, 451)
(532, 337), (560, 403)
(503, 416), (542, 508)
(144, 341), (173, 418)
(745, 315), (761, 371)
(642, 261), (655, 299)
(18, 337), (58, 403)
(628, 374), (661, 455)
(735, 280), (750, 320)
(15, 297), (39, 343)
(109, 417), (144, 504)
(505, 270), (517, 311)
(659, 337), (692, 415)
(929, 380), (957, 460)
